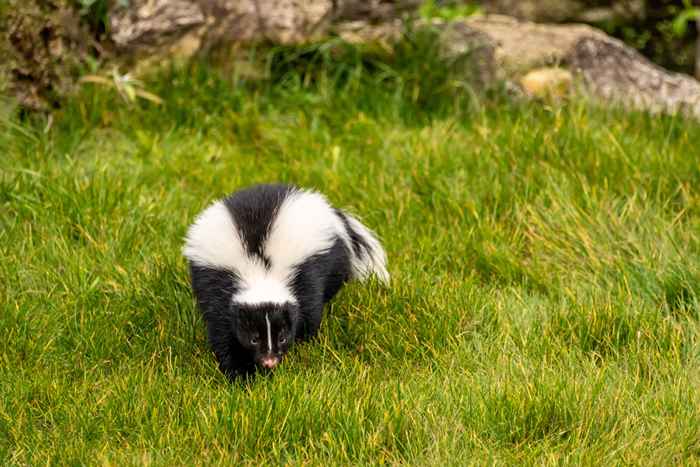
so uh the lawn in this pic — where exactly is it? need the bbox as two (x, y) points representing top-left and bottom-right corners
(1, 41), (700, 465)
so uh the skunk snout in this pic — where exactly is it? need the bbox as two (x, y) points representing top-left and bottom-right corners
(260, 355), (280, 369)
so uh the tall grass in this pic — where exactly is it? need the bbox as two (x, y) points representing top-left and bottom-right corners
(1, 36), (699, 464)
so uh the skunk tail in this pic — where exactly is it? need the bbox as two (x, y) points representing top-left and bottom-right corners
(336, 210), (390, 284)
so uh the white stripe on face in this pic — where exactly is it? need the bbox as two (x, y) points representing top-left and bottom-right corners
(265, 313), (272, 353)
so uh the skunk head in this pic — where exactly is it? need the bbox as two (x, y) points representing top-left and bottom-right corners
(232, 302), (298, 370)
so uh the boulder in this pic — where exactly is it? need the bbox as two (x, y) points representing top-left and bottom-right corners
(108, 0), (422, 56)
(570, 36), (700, 118)
(441, 15), (700, 119)
(480, 0), (645, 24)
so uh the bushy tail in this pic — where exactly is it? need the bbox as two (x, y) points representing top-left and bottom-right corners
(337, 210), (390, 285)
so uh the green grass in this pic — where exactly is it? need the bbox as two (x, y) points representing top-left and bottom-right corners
(2, 39), (700, 465)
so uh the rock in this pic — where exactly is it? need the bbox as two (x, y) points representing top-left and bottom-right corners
(520, 68), (573, 99)
(443, 15), (700, 119)
(569, 37), (700, 118)
(109, 0), (332, 61)
(335, 0), (422, 23)
(480, 0), (645, 24)
(482, 0), (585, 23)
(460, 15), (609, 75)
(334, 20), (404, 46)
(109, 0), (421, 56)
(110, 0), (207, 49)
(2, 0), (91, 110)
(430, 20), (498, 88)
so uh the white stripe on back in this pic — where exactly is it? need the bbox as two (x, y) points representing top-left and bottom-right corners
(182, 201), (251, 273)
(183, 188), (388, 307)
(184, 191), (343, 306)
(264, 190), (347, 276)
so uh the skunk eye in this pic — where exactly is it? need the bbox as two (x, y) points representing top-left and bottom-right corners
(250, 337), (258, 345)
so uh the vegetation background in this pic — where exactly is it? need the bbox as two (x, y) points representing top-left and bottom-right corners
(435, 0), (700, 76)
(2, 1), (700, 465)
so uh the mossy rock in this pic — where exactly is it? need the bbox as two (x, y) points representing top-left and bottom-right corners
(1, 0), (94, 109)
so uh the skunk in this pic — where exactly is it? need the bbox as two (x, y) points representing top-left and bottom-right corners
(183, 184), (389, 379)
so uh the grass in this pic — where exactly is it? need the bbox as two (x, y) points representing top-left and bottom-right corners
(2, 37), (700, 465)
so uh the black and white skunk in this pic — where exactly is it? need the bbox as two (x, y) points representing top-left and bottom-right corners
(183, 184), (389, 379)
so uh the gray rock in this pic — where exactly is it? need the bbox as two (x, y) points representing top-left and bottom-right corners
(569, 37), (700, 118)
(442, 15), (700, 119)
(109, 0), (421, 54)
(480, 0), (645, 23)
(458, 15), (609, 75)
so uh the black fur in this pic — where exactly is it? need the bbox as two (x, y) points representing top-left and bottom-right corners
(222, 184), (292, 268)
(186, 184), (359, 379)
(289, 239), (351, 341)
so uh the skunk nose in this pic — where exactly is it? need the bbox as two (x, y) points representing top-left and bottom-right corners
(261, 356), (280, 369)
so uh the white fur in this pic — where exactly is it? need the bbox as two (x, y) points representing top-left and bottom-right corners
(183, 200), (294, 305)
(343, 213), (390, 284)
(265, 313), (272, 353)
(183, 188), (389, 308)
(264, 190), (347, 275)
(182, 201), (250, 273)
(232, 275), (297, 305)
